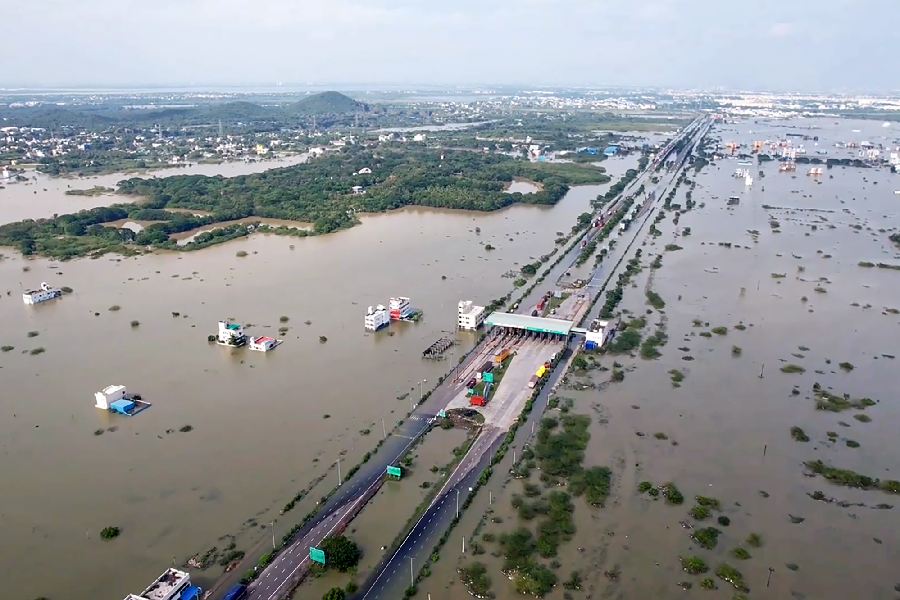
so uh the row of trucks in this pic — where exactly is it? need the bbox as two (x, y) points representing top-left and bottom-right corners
(468, 347), (513, 407)
(527, 361), (552, 389)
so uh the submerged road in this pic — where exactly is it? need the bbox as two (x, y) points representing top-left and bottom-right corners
(215, 116), (710, 600)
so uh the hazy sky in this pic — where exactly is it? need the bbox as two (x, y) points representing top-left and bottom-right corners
(5, 0), (899, 92)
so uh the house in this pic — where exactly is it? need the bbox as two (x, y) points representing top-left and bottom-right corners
(412, 133), (426, 142)
(351, 185), (365, 195)
(458, 300), (486, 330)
(249, 336), (278, 352)
(22, 281), (62, 305)
(217, 320), (246, 346)
(95, 385), (128, 410)
(357, 167), (372, 174)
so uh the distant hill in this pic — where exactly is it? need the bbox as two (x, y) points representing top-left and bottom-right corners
(291, 91), (367, 115)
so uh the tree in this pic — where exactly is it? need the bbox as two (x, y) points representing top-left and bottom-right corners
(320, 535), (361, 572)
(323, 587), (346, 600)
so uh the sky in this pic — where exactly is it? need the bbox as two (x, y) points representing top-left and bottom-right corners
(4, 0), (899, 92)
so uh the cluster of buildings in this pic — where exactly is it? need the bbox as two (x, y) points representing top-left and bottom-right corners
(364, 296), (419, 331)
(216, 320), (279, 352)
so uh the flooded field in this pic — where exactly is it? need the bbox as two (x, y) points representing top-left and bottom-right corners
(0, 153), (309, 224)
(0, 149), (640, 599)
(422, 119), (900, 600)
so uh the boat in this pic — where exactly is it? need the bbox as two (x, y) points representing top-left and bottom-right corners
(365, 304), (390, 331)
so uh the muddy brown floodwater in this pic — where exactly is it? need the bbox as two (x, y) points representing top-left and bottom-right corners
(0, 152), (644, 600)
(422, 118), (900, 600)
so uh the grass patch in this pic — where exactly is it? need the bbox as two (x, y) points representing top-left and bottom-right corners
(715, 563), (748, 592)
(665, 244), (683, 251)
(813, 384), (875, 412)
(745, 533), (763, 548)
(691, 527), (720, 550)
(689, 505), (711, 520)
(780, 364), (805, 374)
(645, 290), (665, 310)
(669, 369), (685, 385)
(711, 326), (727, 335)
(639, 329), (668, 359)
(731, 345), (742, 356)
(607, 328), (641, 354)
(680, 556), (709, 575)
(790, 426), (810, 442)
(731, 547), (751, 560)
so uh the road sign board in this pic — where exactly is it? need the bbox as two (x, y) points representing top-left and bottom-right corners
(437, 409), (447, 418)
(309, 546), (325, 565)
(386, 465), (402, 479)
(483, 372), (494, 383)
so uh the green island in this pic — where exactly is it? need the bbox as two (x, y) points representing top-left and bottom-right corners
(0, 147), (608, 259)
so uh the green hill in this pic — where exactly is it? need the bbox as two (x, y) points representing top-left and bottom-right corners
(291, 91), (367, 115)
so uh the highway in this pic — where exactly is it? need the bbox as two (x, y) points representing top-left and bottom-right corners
(353, 117), (711, 599)
(214, 116), (710, 600)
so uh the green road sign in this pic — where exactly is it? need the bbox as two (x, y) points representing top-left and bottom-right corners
(386, 465), (402, 479)
(309, 546), (325, 565)
(437, 409), (447, 418)
(483, 372), (494, 383)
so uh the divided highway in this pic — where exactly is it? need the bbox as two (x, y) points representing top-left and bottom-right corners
(212, 116), (710, 600)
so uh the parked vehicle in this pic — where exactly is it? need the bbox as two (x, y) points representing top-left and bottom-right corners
(223, 584), (248, 600)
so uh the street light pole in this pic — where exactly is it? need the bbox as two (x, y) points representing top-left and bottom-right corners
(382, 417), (387, 438)
(456, 489), (459, 518)
(336, 459), (342, 486)
(270, 520), (276, 550)
(410, 557), (414, 589)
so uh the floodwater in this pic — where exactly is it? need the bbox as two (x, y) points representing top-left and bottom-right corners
(0, 153), (309, 225)
(171, 218), (313, 246)
(423, 118), (900, 600)
(0, 168), (617, 599)
(504, 178), (542, 194)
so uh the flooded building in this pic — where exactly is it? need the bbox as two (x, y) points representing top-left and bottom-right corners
(457, 300), (486, 330)
(22, 281), (62, 305)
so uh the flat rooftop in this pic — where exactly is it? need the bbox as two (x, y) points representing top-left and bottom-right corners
(485, 312), (574, 336)
(139, 568), (189, 600)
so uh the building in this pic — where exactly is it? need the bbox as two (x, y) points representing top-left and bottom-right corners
(249, 336), (278, 352)
(357, 167), (372, 174)
(457, 300), (486, 330)
(110, 398), (136, 415)
(95, 385), (128, 410)
(22, 281), (62, 305)
(123, 568), (200, 600)
(584, 319), (614, 350)
(365, 304), (390, 331)
(484, 312), (573, 341)
(603, 145), (620, 156)
(389, 297), (412, 320)
(217, 320), (246, 346)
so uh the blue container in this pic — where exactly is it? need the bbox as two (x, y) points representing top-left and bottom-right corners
(585, 341), (598, 351)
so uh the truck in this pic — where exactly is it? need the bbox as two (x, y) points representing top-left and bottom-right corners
(470, 395), (486, 407)
(536, 365), (548, 378)
(494, 348), (511, 364)
(223, 584), (248, 600)
(527, 375), (539, 389)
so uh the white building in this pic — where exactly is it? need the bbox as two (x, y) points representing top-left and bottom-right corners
(389, 296), (412, 320)
(364, 304), (390, 331)
(357, 167), (372, 174)
(458, 300), (486, 330)
(585, 319), (612, 349)
(249, 336), (278, 352)
(95, 385), (127, 410)
(22, 282), (62, 305)
(413, 133), (426, 142)
(123, 568), (196, 600)
(217, 320), (246, 346)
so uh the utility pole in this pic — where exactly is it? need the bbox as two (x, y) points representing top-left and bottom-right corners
(456, 489), (460, 518)
(410, 557), (414, 589)
(336, 459), (342, 486)
(759, 362), (765, 379)
(462, 536), (465, 554)
(382, 417), (387, 438)
(489, 490), (492, 505)
(270, 520), (276, 550)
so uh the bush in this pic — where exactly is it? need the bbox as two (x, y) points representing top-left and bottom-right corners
(790, 426), (810, 442)
(731, 547), (751, 560)
(646, 290), (665, 310)
(130, 320), (140, 327)
(662, 482), (684, 505)
(459, 562), (491, 596)
(690, 505), (711, 520)
(323, 588), (346, 600)
(711, 326), (727, 335)
(680, 555), (709, 574)
(100, 526), (120, 540)
(715, 563), (748, 592)
(320, 535), (361, 572)
(692, 527), (720, 550)
(780, 364), (805, 374)
(746, 533), (763, 548)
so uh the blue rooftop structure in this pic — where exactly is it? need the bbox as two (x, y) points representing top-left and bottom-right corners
(604, 145), (620, 156)
(110, 398), (135, 415)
